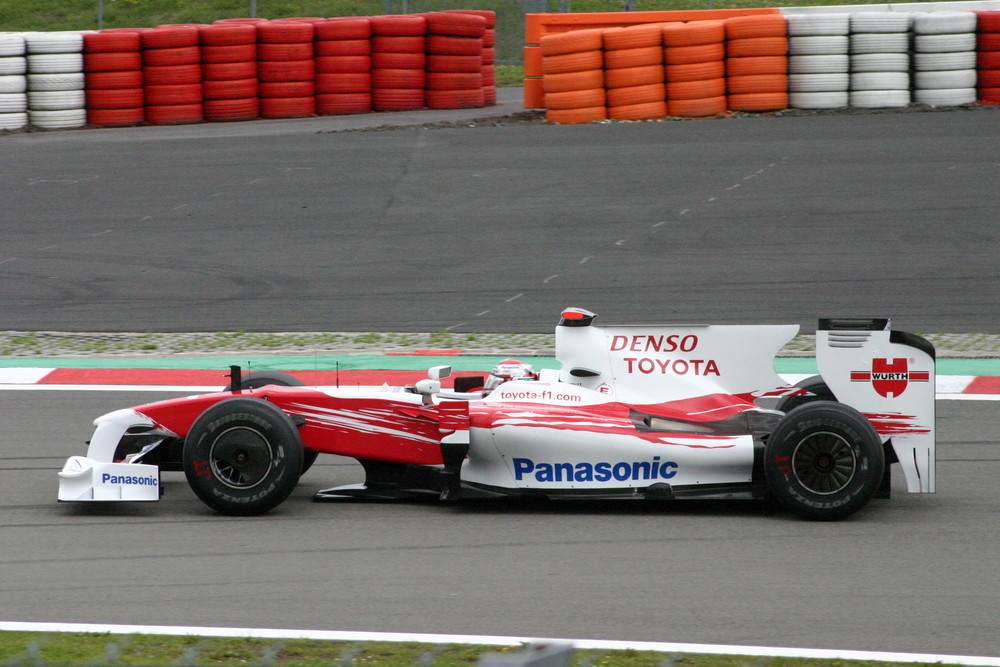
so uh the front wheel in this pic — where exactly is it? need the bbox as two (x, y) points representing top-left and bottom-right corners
(183, 398), (304, 516)
(764, 401), (885, 521)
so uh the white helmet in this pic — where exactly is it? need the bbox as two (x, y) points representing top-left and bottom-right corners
(483, 359), (539, 395)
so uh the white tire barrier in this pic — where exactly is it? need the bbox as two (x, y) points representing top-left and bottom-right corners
(912, 11), (978, 35)
(0, 110), (27, 129)
(27, 72), (85, 90)
(0, 74), (26, 93)
(914, 87), (977, 105)
(851, 71), (910, 90)
(789, 90), (848, 108)
(786, 13), (850, 36)
(914, 68), (977, 89)
(850, 53), (911, 71)
(849, 89), (911, 107)
(848, 12), (913, 33)
(28, 107), (86, 129)
(788, 54), (849, 73)
(789, 72), (849, 92)
(0, 92), (27, 112)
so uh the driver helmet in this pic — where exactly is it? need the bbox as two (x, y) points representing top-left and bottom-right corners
(483, 359), (539, 395)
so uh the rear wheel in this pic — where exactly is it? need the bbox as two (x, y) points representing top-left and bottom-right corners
(227, 371), (318, 474)
(183, 398), (304, 515)
(764, 401), (884, 521)
(775, 375), (835, 413)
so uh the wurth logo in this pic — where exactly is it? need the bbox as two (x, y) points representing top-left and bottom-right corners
(851, 358), (931, 398)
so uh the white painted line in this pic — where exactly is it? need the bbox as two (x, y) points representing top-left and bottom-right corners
(543, 275), (559, 283)
(0, 384), (219, 392)
(505, 294), (523, 302)
(0, 622), (997, 666)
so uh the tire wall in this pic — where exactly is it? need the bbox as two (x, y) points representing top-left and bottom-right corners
(0, 10), (496, 130)
(525, 5), (1000, 121)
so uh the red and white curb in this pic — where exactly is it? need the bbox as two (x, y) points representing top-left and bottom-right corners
(0, 367), (997, 398)
(0, 622), (998, 666)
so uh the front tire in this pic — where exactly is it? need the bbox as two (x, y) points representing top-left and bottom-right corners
(764, 401), (885, 521)
(183, 398), (304, 516)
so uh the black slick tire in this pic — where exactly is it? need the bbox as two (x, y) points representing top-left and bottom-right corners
(183, 398), (304, 515)
(764, 401), (885, 521)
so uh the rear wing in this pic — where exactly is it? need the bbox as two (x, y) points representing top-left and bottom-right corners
(816, 319), (936, 493)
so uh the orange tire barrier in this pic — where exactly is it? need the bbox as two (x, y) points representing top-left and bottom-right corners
(313, 17), (372, 116)
(371, 14), (425, 111)
(604, 65), (661, 88)
(84, 30), (144, 127)
(607, 82), (665, 106)
(666, 77), (725, 100)
(608, 100), (667, 120)
(540, 27), (605, 123)
(603, 24), (664, 50)
(726, 55), (787, 76)
(667, 95), (726, 117)
(727, 91), (789, 111)
(604, 46), (663, 69)
(423, 12), (486, 109)
(256, 20), (314, 119)
(665, 60), (725, 82)
(725, 14), (788, 39)
(977, 11), (1000, 104)
(663, 42), (725, 65)
(726, 73), (788, 94)
(544, 69), (605, 93)
(726, 36), (789, 58)
(541, 28), (605, 56)
(726, 16), (788, 112)
(663, 21), (726, 119)
(142, 26), (202, 124)
(603, 24), (663, 121)
(524, 8), (778, 108)
(201, 22), (258, 121)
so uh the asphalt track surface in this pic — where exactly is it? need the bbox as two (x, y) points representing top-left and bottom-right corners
(2, 92), (999, 335)
(1, 391), (998, 658)
(3, 96), (1000, 659)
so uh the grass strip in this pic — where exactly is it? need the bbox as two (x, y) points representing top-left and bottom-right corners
(0, 632), (975, 666)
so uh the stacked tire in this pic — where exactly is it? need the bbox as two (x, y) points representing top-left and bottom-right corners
(25, 31), (86, 129)
(370, 14), (426, 112)
(257, 21), (315, 119)
(424, 12), (487, 110)
(0, 33), (28, 130)
(662, 21), (727, 118)
(912, 12), (978, 106)
(83, 30), (144, 127)
(314, 17), (373, 116)
(602, 24), (665, 121)
(200, 22), (259, 122)
(143, 26), (203, 124)
(978, 11), (1000, 103)
(786, 13), (850, 109)
(725, 15), (788, 112)
(445, 10), (498, 105)
(849, 12), (912, 109)
(540, 28), (605, 124)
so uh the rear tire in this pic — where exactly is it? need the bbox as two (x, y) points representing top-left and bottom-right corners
(775, 375), (835, 413)
(183, 398), (304, 515)
(764, 401), (884, 521)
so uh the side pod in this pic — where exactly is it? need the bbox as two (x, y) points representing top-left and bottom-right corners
(815, 319), (936, 493)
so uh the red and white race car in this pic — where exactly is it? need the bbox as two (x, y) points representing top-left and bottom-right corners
(58, 308), (936, 520)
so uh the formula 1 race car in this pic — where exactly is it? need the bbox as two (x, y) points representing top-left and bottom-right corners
(58, 308), (937, 521)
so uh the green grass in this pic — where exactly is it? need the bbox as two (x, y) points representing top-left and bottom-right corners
(0, 632), (973, 666)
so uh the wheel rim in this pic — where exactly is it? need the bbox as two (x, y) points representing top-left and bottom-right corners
(791, 430), (857, 495)
(209, 426), (274, 489)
